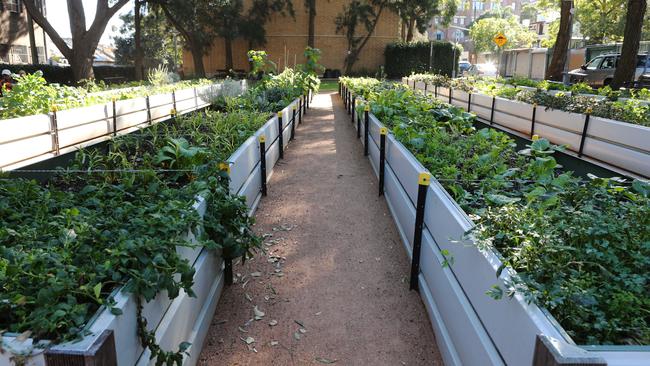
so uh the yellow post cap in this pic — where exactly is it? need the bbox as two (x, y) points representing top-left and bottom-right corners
(170, 108), (177, 116)
(418, 172), (431, 186)
(218, 162), (231, 174)
(365, 105), (370, 112)
(50, 105), (58, 112)
(277, 111), (283, 117)
(259, 135), (266, 143)
(532, 134), (540, 141)
(585, 107), (593, 114)
(380, 127), (388, 135)
(292, 105), (297, 110)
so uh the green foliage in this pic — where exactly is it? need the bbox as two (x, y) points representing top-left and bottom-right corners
(0, 64), (136, 86)
(389, 0), (458, 39)
(469, 16), (537, 53)
(0, 72), (212, 119)
(248, 50), (277, 77)
(384, 41), (460, 78)
(340, 77), (650, 346)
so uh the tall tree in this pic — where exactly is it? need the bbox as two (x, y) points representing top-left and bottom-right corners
(545, 0), (573, 81)
(150, 0), (218, 77)
(612, 0), (648, 88)
(335, 0), (390, 74)
(391, 0), (457, 42)
(574, 0), (626, 45)
(469, 16), (537, 54)
(305, 0), (316, 47)
(23, 0), (131, 82)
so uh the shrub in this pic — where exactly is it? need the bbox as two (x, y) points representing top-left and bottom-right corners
(0, 64), (136, 85)
(384, 41), (461, 79)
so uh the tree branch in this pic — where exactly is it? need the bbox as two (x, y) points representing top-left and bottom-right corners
(22, 0), (72, 57)
(67, 0), (87, 41)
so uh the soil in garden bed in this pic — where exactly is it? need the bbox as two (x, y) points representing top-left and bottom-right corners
(198, 92), (443, 365)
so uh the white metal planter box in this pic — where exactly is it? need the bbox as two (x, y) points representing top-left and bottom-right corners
(1, 97), (303, 366)
(406, 78), (650, 178)
(345, 84), (649, 365)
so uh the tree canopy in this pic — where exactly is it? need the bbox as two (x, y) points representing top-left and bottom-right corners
(469, 16), (537, 54)
(390, 0), (458, 42)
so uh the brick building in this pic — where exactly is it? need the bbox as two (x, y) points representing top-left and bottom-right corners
(182, 1), (401, 76)
(0, 0), (48, 64)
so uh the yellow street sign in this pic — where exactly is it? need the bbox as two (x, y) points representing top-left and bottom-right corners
(493, 33), (507, 47)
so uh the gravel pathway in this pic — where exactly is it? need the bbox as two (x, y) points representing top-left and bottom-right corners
(198, 92), (443, 366)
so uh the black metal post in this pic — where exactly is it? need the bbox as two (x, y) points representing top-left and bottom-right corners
(145, 95), (152, 124)
(410, 172), (431, 291)
(578, 109), (592, 157)
(449, 87), (453, 104)
(112, 98), (117, 137)
(299, 98), (303, 124)
(490, 96), (496, 125)
(379, 127), (387, 196)
(530, 104), (537, 138)
(351, 96), (356, 123)
(172, 90), (177, 113)
(424, 83), (428, 94)
(364, 105), (370, 156)
(467, 92), (472, 112)
(278, 112), (284, 159)
(259, 136), (267, 197)
(435, 85), (438, 98)
(291, 106), (296, 140)
(357, 106), (361, 139)
(225, 259), (233, 285)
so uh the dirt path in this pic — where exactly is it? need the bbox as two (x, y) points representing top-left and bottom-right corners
(198, 92), (443, 366)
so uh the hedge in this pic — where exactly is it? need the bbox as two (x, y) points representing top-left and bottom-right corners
(384, 41), (460, 78)
(0, 64), (136, 85)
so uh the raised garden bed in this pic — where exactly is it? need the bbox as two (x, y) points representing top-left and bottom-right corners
(1, 70), (312, 365)
(341, 79), (649, 366)
(406, 78), (650, 179)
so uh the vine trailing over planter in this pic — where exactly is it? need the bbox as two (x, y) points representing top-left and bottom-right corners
(341, 77), (650, 346)
(0, 68), (313, 363)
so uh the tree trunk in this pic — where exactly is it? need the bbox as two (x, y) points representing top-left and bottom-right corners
(545, 0), (573, 81)
(611, 0), (647, 88)
(134, 0), (144, 80)
(307, 0), (316, 47)
(70, 50), (96, 81)
(343, 5), (385, 74)
(191, 43), (206, 77)
(27, 14), (39, 63)
(406, 18), (415, 42)
(225, 36), (234, 71)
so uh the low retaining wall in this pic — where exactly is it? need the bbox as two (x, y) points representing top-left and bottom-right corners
(0, 95), (309, 366)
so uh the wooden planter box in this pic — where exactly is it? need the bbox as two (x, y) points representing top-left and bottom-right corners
(407, 78), (650, 178)
(346, 86), (649, 365)
(0, 98), (303, 366)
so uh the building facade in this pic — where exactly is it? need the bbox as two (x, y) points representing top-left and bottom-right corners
(183, 1), (401, 76)
(429, 0), (527, 62)
(0, 0), (48, 64)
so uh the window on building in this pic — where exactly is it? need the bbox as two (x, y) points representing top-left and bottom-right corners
(454, 17), (458, 24)
(436, 31), (445, 41)
(6, 0), (22, 13)
(11, 45), (28, 64)
(37, 46), (45, 63)
(455, 30), (464, 41)
(473, 1), (484, 11)
(459, 17), (465, 25)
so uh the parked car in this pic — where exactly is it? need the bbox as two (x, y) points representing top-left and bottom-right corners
(465, 63), (497, 77)
(569, 53), (649, 87)
(459, 61), (471, 74)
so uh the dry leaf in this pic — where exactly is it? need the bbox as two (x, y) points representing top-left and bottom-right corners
(270, 341), (279, 346)
(238, 326), (248, 333)
(299, 328), (307, 334)
(241, 336), (255, 344)
(268, 319), (278, 326)
(315, 357), (338, 364)
(293, 332), (301, 340)
(254, 306), (265, 320)
(245, 293), (253, 302)
(294, 320), (305, 328)
(250, 272), (262, 277)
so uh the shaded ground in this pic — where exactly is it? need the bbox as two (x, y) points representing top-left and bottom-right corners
(198, 92), (443, 366)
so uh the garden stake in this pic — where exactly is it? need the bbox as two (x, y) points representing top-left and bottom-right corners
(259, 135), (267, 197)
(424, 83), (428, 94)
(299, 98), (303, 124)
(435, 84), (438, 98)
(490, 96), (496, 125)
(291, 106), (296, 140)
(578, 108), (592, 157)
(277, 112), (284, 159)
(410, 172), (431, 291)
(145, 95), (152, 124)
(530, 104), (537, 138)
(448, 87), (453, 104)
(170, 108), (177, 123)
(172, 90), (177, 112)
(49, 105), (60, 156)
(364, 105), (370, 156)
(224, 259), (233, 286)
(379, 127), (387, 196)
(347, 91), (351, 114)
(351, 96), (356, 123)
(112, 98), (117, 137)
(467, 92), (472, 112)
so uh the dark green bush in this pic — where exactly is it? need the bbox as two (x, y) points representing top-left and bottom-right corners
(384, 41), (460, 79)
(1, 64), (135, 85)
